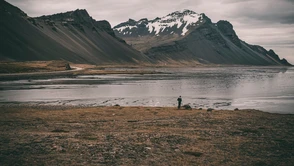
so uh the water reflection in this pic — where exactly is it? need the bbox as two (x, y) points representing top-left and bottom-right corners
(0, 67), (293, 114)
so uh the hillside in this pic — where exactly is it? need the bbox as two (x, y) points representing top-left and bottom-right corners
(114, 10), (292, 66)
(0, 0), (150, 64)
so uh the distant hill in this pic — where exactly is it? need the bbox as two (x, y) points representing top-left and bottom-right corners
(114, 10), (292, 66)
(0, 0), (150, 64)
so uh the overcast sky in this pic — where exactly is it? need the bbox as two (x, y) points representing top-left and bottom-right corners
(6, 0), (294, 64)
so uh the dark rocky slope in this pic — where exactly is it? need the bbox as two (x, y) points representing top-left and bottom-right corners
(0, 0), (150, 64)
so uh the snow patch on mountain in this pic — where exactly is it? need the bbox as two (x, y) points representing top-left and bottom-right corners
(148, 18), (183, 35)
(181, 13), (202, 35)
(114, 9), (202, 36)
(116, 25), (137, 32)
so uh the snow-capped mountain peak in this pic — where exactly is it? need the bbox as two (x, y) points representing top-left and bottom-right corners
(167, 9), (197, 17)
(114, 9), (205, 37)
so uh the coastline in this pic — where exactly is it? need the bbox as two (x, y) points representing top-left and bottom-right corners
(1, 105), (293, 165)
(1, 61), (291, 81)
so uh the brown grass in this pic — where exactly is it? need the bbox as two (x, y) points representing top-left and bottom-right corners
(0, 61), (238, 80)
(0, 61), (164, 80)
(0, 106), (293, 165)
(0, 61), (69, 73)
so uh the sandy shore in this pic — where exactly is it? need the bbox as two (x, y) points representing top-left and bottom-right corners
(0, 64), (163, 81)
(0, 105), (293, 165)
(0, 60), (237, 81)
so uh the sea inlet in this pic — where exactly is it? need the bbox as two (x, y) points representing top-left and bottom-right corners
(1, 66), (293, 114)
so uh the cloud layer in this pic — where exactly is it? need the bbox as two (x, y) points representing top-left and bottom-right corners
(6, 0), (294, 64)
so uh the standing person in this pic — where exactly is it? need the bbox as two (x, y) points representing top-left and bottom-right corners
(177, 96), (182, 109)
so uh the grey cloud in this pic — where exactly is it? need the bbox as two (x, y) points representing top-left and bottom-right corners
(6, 0), (203, 25)
(225, 0), (294, 24)
(280, 15), (294, 24)
(221, 0), (255, 4)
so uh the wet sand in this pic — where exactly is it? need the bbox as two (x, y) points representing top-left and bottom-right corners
(0, 105), (293, 165)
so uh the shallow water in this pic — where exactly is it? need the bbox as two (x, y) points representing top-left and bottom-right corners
(1, 67), (294, 114)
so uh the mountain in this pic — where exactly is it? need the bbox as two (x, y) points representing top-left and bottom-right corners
(114, 10), (292, 66)
(0, 0), (150, 64)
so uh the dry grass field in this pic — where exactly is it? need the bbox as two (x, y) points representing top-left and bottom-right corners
(0, 61), (163, 80)
(0, 106), (293, 165)
(0, 61), (71, 73)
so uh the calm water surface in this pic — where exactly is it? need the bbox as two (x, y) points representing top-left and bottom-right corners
(0, 67), (293, 114)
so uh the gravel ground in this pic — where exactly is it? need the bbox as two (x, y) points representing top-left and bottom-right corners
(0, 105), (293, 166)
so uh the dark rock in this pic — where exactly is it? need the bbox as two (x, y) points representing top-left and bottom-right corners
(94, 20), (116, 37)
(183, 104), (192, 110)
(114, 104), (120, 107)
(61, 21), (68, 26)
(183, 151), (203, 157)
(200, 13), (212, 23)
(51, 129), (69, 133)
(127, 120), (139, 123)
(234, 108), (239, 111)
(216, 20), (241, 48)
(65, 63), (71, 70)
(27, 17), (38, 26)
(280, 58), (292, 66)
(207, 108), (213, 112)
(51, 26), (57, 31)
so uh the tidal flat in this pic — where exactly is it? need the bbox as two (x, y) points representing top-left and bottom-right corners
(1, 66), (294, 113)
(0, 106), (293, 165)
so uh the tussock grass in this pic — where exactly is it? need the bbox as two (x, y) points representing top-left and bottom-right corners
(0, 61), (69, 73)
(0, 106), (293, 165)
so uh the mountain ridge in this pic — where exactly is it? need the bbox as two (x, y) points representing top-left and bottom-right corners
(114, 9), (208, 37)
(0, 1), (291, 66)
(0, 0), (150, 64)
(114, 10), (292, 66)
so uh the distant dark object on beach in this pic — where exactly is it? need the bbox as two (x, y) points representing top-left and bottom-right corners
(207, 108), (214, 112)
(183, 104), (192, 110)
(51, 129), (69, 133)
(234, 108), (239, 111)
(183, 151), (203, 157)
(114, 104), (120, 107)
(199, 108), (202, 110)
(127, 120), (139, 123)
(65, 63), (71, 70)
